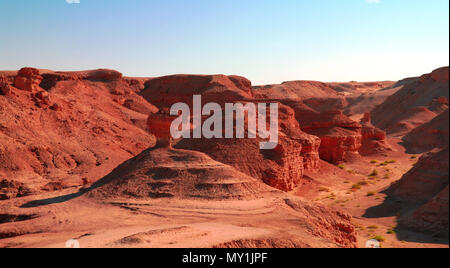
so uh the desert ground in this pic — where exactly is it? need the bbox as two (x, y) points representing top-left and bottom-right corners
(0, 67), (448, 248)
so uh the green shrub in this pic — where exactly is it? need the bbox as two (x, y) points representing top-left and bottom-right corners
(372, 235), (386, 242)
(351, 184), (361, 190)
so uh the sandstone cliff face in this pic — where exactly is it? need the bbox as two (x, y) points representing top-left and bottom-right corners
(359, 113), (390, 156)
(140, 74), (323, 191)
(175, 104), (321, 191)
(371, 67), (449, 136)
(0, 68), (156, 197)
(296, 110), (362, 163)
(281, 98), (390, 163)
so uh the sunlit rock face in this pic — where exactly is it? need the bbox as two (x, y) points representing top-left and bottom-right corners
(14, 68), (43, 92)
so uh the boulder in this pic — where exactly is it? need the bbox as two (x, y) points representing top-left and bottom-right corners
(14, 67), (43, 92)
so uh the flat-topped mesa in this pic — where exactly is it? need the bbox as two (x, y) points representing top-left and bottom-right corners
(40, 69), (123, 90)
(85, 69), (123, 82)
(141, 74), (253, 109)
(14, 67), (43, 92)
(252, 80), (340, 100)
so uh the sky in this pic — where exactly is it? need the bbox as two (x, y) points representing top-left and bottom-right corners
(0, 0), (448, 85)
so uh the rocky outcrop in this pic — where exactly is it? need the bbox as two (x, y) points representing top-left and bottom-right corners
(40, 73), (79, 91)
(390, 147), (449, 204)
(371, 67), (449, 136)
(85, 69), (122, 82)
(14, 68), (43, 92)
(141, 74), (253, 108)
(40, 69), (124, 91)
(400, 185), (449, 238)
(0, 75), (12, 95)
(87, 147), (277, 200)
(388, 147), (449, 237)
(0, 179), (33, 200)
(402, 109), (449, 154)
(359, 113), (390, 155)
(252, 81), (340, 100)
(147, 108), (182, 148)
(297, 110), (362, 163)
(176, 104), (321, 191)
(1, 68), (156, 195)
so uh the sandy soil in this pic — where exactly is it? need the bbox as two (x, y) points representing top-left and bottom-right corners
(297, 137), (448, 248)
(0, 139), (447, 248)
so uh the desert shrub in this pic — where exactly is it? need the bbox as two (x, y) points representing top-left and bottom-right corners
(351, 184), (361, 190)
(372, 235), (386, 242)
(387, 228), (396, 234)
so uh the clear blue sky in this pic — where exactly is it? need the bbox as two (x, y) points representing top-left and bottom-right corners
(0, 0), (448, 85)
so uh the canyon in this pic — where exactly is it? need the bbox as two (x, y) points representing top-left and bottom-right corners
(0, 67), (448, 248)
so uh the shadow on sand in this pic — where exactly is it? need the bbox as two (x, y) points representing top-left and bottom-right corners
(20, 170), (118, 208)
(363, 188), (449, 245)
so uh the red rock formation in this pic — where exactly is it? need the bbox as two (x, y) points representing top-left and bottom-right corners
(176, 104), (321, 191)
(87, 147), (277, 200)
(402, 109), (449, 154)
(390, 147), (449, 204)
(0, 75), (12, 95)
(14, 67), (43, 92)
(298, 110), (362, 163)
(252, 80), (340, 100)
(147, 108), (182, 148)
(40, 72), (79, 91)
(371, 67), (449, 136)
(388, 147), (449, 237)
(141, 74), (253, 108)
(85, 69), (122, 81)
(401, 185), (449, 238)
(0, 179), (32, 200)
(359, 113), (390, 155)
(0, 68), (156, 197)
